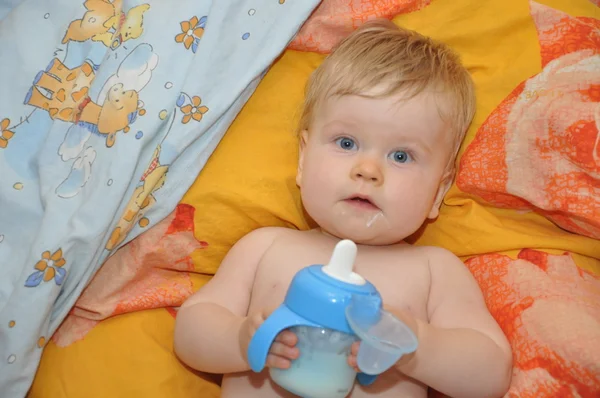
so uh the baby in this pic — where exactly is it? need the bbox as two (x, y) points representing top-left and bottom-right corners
(174, 20), (512, 398)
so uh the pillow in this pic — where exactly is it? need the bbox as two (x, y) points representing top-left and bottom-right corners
(464, 250), (600, 397)
(456, 1), (600, 240)
(394, 0), (600, 268)
(288, 0), (431, 53)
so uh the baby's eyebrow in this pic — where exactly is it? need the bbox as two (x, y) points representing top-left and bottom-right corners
(128, 92), (134, 98)
(391, 135), (432, 154)
(323, 120), (356, 130)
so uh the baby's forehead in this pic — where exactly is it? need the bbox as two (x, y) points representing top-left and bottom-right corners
(317, 93), (455, 142)
(319, 91), (446, 122)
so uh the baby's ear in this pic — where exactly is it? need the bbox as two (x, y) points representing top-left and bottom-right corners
(296, 130), (308, 187)
(428, 170), (454, 219)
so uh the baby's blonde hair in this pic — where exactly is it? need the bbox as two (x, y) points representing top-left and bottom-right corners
(298, 19), (476, 174)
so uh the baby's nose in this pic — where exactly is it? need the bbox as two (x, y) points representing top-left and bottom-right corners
(351, 159), (383, 186)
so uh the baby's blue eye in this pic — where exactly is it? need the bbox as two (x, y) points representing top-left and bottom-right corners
(390, 150), (412, 163)
(335, 137), (357, 151)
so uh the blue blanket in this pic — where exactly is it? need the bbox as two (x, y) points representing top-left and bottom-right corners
(0, 0), (319, 395)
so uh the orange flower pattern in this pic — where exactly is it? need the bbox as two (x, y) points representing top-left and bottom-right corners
(25, 249), (67, 287)
(180, 95), (209, 124)
(175, 16), (206, 53)
(0, 118), (14, 148)
(465, 250), (600, 397)
(457, 1), (600, 239)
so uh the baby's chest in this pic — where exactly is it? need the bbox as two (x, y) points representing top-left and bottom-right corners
(247, 261), (306, 313)
(354, 265), (430, 321)
(248, 254), (430, 322)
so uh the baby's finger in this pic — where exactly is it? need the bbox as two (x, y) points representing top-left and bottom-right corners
(266, 354), (292, 369)
(270, 341), (300, 360)
(347, 355), (359, 373)
(350, 341), (360, 355)
(275, 330), (298, 347)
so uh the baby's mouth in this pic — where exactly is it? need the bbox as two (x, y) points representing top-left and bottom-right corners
(344, 196), (380, 211)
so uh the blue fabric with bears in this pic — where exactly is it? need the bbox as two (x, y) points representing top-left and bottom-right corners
(0, 0), (320, 395)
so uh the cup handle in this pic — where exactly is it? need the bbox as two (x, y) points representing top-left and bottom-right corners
(247, 305), (317, 372)
(356, 373), (378, 386)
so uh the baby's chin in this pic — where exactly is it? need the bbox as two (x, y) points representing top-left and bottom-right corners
(307, 207), (412, 245)
(320, 223), (406, 246)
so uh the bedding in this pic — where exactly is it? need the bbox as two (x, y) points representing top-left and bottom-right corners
(27, 0), (600, 397)
(0, 0), (321, 396)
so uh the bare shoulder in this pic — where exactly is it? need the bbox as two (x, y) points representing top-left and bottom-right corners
(180, 227), (293, 311)
(190, 226), (289, 283)
(419, 245), (460, 260)
(231, 227), (312, 264)
(420, 246), (488, 322)
(239, 226), (290, 244)
(419, 245), (472, 275)
(230, 226), (297, 254)
(421, 246), (511, 362)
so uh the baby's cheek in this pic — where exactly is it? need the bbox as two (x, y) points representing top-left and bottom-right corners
(384, 187), (430, 224)
(307, 155), (331, 180)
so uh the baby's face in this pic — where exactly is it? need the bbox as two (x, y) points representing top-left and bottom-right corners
(297, 92), (452, 245)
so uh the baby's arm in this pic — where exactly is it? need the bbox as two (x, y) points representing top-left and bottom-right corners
(397, 247), (512, 398)
(174, 227), (281, 374)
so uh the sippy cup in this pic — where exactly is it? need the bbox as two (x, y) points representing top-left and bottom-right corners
(247, 240), (419, 398)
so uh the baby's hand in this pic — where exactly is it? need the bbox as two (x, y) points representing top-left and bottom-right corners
(239, 308), (300, 369)
(347, 308), (419, 373)
(347, 341), (361, 372)
(267, 330), (299, 369)
(347, 340), (417, 374)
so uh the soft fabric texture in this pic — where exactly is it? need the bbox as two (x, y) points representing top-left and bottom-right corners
(465, 250), (599, 397)
(0, 0), (320, 395)
(30, 0), (600, 397)
(30, 49), (321, 398)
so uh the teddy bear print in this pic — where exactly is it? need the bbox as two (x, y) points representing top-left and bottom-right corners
(24, 58), (141, 147)
(105, 144), (169, 250)
(62, 0), (150, 49)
